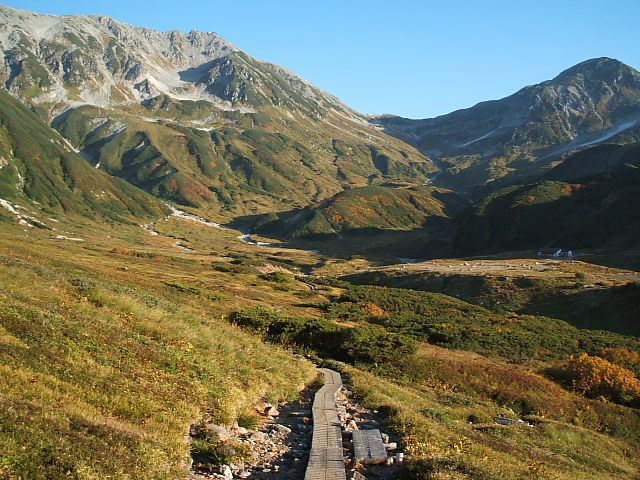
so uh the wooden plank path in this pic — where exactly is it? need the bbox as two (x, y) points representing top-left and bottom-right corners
(305, 368), (346, 480)
(352, 429), (388, 465)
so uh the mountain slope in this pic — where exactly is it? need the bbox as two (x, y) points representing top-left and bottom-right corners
(0, 4), (435, 217)
(0, 89), (168, 224)
(232, 184), (468, 258)
(376, 58), (640, 193)
(454, 143), (640, 254)
(239, 184), (467, 238)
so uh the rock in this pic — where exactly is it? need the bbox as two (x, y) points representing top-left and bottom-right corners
(250, 431), (269, 442)
(348, 471), (367, 480)
(264, 405), (279, 416)
(235, 426), (249, 435)
(203, 423), (230, 442)
(216, 445), (236, 458)
(272, 424), (292, 435)
(219, 465), (233, 480)
(237, 471), (251, 479)
(380, 432), (390, 443)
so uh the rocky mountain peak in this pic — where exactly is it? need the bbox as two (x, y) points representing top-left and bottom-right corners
(376, 58), (640, 193)
(554, 57), (639, 83)
(0, 4), (351, 118)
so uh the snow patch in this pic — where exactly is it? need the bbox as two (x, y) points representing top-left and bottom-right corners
(15, 170), (24, 191)
(53, 235), (84, 242)
(459, 127), (500, 148)
(574, 120), (638, 148)
(0, 197), (20, 215)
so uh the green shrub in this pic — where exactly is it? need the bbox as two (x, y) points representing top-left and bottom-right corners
(261, 271), (293, 283)
(163, 282), (201, 295)
(237, 412), (259, 430)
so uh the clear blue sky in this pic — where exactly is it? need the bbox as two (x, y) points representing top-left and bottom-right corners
(4, 0), (640, 118)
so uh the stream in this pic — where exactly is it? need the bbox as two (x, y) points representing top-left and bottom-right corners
(142, 204), (283, 249)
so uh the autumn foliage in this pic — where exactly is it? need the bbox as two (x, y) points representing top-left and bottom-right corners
(561, 353), (640, 406)
(595, 346), (640, 370)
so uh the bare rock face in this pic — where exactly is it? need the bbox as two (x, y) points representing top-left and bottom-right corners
(0, 4), (348, 117)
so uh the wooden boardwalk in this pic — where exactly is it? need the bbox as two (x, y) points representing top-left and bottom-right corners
(305, 368), (346, 480)
(352, 429), (387, 465)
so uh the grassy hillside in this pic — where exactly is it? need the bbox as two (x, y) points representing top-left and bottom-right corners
(455, 158), (640, 255)
(53, 98), (435, 219)
(0, 90), (168, 223)
(341, 259), (640, 336)
(0, 220), (317, 480)
(228, 280), (640, 479)
(337, 359), (640, 480)
(231, 184), (467, 258)
(2, 206), (640, 479)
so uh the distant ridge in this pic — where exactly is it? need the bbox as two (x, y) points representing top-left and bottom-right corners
(376, 57), (640, 194)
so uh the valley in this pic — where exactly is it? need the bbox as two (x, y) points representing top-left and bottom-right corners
(0, 3), (639, 480)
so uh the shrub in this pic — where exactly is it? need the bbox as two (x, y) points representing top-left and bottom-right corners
(237, 411), (259, 430)
(559, 353), (640, 406)
(212, 261), (259, 274)
(339, 324), (416, 365)
(163, 282), (201, 295)
(595, 346), (640, 369)
(261, 271), (293, 283)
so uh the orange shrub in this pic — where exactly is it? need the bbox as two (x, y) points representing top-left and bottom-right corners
(562, 353), (640, 406)
(595, 346), (640, 369)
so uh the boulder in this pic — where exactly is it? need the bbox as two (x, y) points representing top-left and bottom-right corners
(203, 423), (231, 442)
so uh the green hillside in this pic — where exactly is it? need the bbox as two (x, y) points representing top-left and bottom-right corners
(53, 100), (434, 218)
(231, 184), (467, 258)
(455, 154), (640, 254)
(342, 261), (640, 337)
(0, 90), (168, 223)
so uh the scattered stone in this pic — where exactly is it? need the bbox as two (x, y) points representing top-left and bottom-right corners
(272, 423), (292, 435)
(348, 471), (367, 480)
(346, 419), (359, 431)
(203, 423), (230, 442)
(250, 431), (269, 442)
(264, 405), (280, 417)
(219, 464), (233, 480)
(216, 445), (236, 458)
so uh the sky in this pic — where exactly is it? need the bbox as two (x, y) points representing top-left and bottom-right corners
(4, 0), (640, 118)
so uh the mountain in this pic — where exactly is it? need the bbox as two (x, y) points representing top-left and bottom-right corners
(0, 88), (168, 225)
(0, 4), (435, 218)
(237, 184), (467, 236)
(376, 58), (640, 193)
(233, 183), (468, 257)
(454, 143), (640, 254)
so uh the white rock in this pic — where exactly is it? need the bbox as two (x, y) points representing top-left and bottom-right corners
(219, 465), (233, 480)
